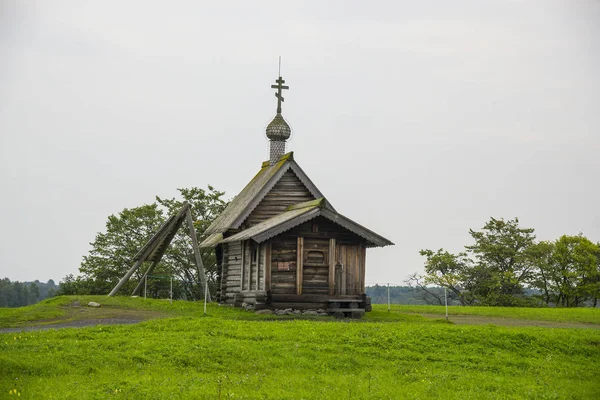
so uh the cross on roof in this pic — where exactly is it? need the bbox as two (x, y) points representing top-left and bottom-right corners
(271, 77), (289, 114)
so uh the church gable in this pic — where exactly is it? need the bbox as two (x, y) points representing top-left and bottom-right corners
(243, 169), (315, 227)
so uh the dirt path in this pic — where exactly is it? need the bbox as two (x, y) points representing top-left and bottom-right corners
(0, 304), (166, 333)
(416, 313), (600, 329)
(0, 318), (145, 333)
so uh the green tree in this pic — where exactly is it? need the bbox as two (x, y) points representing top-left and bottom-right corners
(465, 217), (538, 306)
(417, 249), (474, 305)
(550, 235), (599, 307)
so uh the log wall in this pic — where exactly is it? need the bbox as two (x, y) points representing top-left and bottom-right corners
(220, 241), (242, 305)
(243, 170), (315, 227)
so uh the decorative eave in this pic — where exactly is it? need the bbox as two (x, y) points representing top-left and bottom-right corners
(216, 197), (393, 248)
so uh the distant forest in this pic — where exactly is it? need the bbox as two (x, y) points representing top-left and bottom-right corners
(0, 278), (58, 307)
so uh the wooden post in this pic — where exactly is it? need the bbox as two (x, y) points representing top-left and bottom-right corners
(132, 259), (160, 296)
(240, 241), (245, 291)
(328, 238), (336, 295)
(255, 245), (259, 291)
(360, 244), (366, 294)
(108, 258), (144, 297)
(246, 243), (252, 291)
(265, 241), (271, 292)
(185, 208), (212, 302)
(354, 245), (360, 295)
(340, 246), (347, 295)
(297, 237), (304, 295)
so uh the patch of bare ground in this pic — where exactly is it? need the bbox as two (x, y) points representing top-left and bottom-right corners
(415, 313), (600, 329)
(0, 303), (166, 333)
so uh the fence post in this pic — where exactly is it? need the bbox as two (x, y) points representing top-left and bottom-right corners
(387, 283), (390, 312)
(204, 280), (208, 315)
(170, 276), (173, 306)
(444, 286), (448, 320)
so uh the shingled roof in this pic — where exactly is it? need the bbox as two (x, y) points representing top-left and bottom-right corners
(202, 152), (331, 237)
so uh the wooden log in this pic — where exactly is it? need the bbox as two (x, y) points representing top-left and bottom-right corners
(296, 237), (303, 295)
(186, 207), (211, 302)
(265, 241), (271, 292)
(328, 238), (335, 295)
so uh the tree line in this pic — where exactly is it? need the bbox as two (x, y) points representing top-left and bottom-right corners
(0, 278), (58, 307)
(409, 217), (600, 307)
(59, 186), (227, 300)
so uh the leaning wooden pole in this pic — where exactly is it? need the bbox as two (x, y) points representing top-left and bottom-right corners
(186, 207), (212, 302)
(108, 258), (145, 297)
(131, 259), (160, 296)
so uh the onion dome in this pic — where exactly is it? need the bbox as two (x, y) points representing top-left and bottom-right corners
(266, 113), (291, 141)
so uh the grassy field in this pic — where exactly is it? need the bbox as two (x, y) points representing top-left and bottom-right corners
(1, 297), (600, 399)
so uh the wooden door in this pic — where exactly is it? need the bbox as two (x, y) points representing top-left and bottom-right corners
(335, 245), (359, 296)
(302, 238), (329, 294)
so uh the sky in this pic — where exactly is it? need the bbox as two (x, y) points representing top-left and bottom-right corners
(1, 1), (599, 285)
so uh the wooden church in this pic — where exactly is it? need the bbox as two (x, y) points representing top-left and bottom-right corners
(200, 75), (393, 314)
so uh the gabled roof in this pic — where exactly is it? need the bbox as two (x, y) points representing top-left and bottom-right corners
(211, 198), (393, 248)
(203, 152), (332, 237)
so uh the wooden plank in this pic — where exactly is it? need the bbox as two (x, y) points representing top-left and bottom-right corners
(240, 241), (245, 291)
(265, 241), (271, 292)
(340, 245), (347, 295)
(360, 244), (366, 293)
(297, 237), (304, 295)
(354, 244), (360, 295)
(328, 238), (335, 295)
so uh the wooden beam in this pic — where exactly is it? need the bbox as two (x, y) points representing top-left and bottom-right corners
(297, 237), (304, 295)
(131, 259), (160, 296)
(240, 241), (245, 291)
(341, 245), (347, 295)
(360, 244), (366, 294)
(355, 245), (360, 295)
(328, 238), (335, 295)
(108, 258), (144, 297)
(265, 241), (271, 292)
(255, 245), (260, 291)
(186, 207), (211, 302)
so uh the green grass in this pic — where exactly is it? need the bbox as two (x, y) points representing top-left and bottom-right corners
(1, 298), (600, 399)
(389, 304), (600, 324)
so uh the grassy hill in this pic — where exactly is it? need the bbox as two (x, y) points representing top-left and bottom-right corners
(1, 297), (599, 399)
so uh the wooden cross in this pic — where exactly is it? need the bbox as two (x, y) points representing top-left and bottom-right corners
(271, 77), (289, 114)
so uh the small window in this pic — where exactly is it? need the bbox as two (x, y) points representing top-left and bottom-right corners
(312, 223), (318, 232)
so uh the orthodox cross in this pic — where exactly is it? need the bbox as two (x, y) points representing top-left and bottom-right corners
(271, 76), (289, 114)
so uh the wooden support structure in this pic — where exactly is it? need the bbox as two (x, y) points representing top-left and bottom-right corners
(108, 202), (212, 300)
(131, 259), (160, 296)
(186, 207), (212, 302)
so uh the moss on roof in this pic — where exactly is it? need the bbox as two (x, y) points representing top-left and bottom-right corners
(287, 198), (326, 211)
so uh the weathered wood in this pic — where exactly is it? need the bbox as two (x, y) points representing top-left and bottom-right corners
(131, 259), (160, 296)
(244, 170), (315, 227)
(360, 244), (366, 293)
(186, 208), (211, 302)
(340, 245), (347, 295)
(297, 237), (303, 295)
(265, 241), (271, 291)
(328, 238), (335, 295)
(240, 241), (245, 291)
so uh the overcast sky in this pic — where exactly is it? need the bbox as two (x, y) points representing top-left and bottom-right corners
(1, 1), (599, 285)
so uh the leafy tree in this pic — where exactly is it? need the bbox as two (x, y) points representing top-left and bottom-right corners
(465, 217), (538, 306)
(71, 186), (227, 299)
(416, 249), (474, 305)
